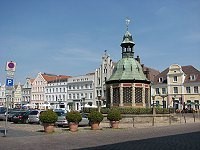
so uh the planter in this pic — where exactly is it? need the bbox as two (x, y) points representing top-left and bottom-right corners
(69, 122), (78, 132)
(91, 122), (100, 130)
(110, 121), (120, 129)
(43, 123), (55, 133)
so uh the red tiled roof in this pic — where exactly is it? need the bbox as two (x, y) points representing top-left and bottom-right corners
(41, 73), (71, 82)
(153, 65), (200, 84)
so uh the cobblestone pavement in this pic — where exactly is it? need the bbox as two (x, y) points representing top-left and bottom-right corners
(0, 120), (199, 150)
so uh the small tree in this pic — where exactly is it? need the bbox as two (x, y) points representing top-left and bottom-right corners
(88, 111), (104, 124)
(39, 109), (58, 124)
(107, 108), (122, 121)
(66, 111), (82, 124)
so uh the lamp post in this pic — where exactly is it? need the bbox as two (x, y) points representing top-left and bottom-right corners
(81, 97), (85, 114)
(97, 94), (101, 112)
(159, 94), (168, 114)
(152, 95), (156, 115)
(172, 95), (176, 114)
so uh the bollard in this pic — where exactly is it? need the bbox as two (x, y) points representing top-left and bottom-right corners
(169, 115), (171, 125)
(184, 115), (186, 123)
(152, 116), (155, 126)
(193, 113), (195, 122)
(132, 117), (135, 128)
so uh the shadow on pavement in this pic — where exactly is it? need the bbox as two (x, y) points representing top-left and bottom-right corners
(79, 131), (200, 150)
(0, 128), (44, 137)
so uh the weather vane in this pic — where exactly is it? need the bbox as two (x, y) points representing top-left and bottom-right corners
(125, 17), (131, 31)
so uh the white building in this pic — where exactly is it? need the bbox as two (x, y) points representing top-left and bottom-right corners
(67, 73), (95, 111)
(94, 51), (115, 105)
(0, 84), (6, 106)
(31, 72), (71, 109)
(45, 76), (69, 111)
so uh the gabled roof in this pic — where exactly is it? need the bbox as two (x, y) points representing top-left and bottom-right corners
(153, 65), (200, 84)
(142, 66), (160, 82)
(182, 65), (200, 83)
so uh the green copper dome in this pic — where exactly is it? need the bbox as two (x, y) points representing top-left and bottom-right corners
(108, 58), (148, 82)
(107, 28), (149, 84)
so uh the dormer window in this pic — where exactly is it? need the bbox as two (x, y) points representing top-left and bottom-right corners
(158, 77), (163, 83)
(190, 75), (196, 81)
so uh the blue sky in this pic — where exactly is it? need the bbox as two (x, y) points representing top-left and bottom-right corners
(0, 0), (200, 84)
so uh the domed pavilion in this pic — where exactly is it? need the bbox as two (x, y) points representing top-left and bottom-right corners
(106, 20), (151, 108)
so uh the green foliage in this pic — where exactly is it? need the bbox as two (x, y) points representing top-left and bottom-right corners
(39, 109), (58, 123)
(107, 108), (122, 121)
(88, 111), (104, 123)
(66, 111), (82, 123)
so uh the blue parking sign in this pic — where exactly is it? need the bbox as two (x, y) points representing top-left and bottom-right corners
(6, 78), (14, 86)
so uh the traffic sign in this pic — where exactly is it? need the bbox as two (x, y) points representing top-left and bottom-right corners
(6, 78), (14, 87)
(5, 61), (16, 72)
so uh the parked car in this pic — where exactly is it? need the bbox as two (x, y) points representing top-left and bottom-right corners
(55, 111), (68, 127)
(12, 111), (27, 123)
(12, 110), (33, 124)
(8, 110), (21, 121)
(0, 111), (6, 121)
(55, 112), (89, 127)
(28, 110), (45, 124)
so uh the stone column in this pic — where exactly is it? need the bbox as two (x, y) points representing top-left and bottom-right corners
(119, 84), (123, 106)
(142, 84), (145, 107)
(110, 85), (113, 107)
(132, 84), (135, 107)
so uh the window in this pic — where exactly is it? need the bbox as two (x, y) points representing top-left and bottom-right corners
(162, 88), (166, 94)
(186, 87), (191, 93)
(194, 86), (199, 93)
(156, 88), (160, 94)
(90, 93), (93, 99)
(173, 87), (178, 94)
(190, 75), (196, 81)
(68, 94), (71, 99)
(77, 93), (80, 99)
(69, 85), (71, 90)
(158, 77), (163, 83)
(173, 76), (177, 82)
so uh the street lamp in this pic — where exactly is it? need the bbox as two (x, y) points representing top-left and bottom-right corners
(81, 97), (85, 114)
(97, 94), (101, 112)
(152, 95), (156, 115)
(159, 93), (168, 114)
(172, 95), (176, 114)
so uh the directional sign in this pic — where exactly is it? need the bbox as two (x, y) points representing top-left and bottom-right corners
(6, 78), (14, 87)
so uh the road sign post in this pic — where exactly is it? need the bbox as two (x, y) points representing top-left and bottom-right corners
(4, 61), (16, 137)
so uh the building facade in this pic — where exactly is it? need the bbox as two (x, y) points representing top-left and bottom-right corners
(21, 78), (33, 106)
(45, 76), (69, 110)
(152, 64), (200, 110)
(94, 50), (115, 105)
(31, 72), (71, 109)
(0, 84), (6, 106)
(67, 73), (95, 111)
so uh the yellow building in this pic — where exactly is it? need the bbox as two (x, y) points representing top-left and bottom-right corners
(152, 64), (200, 111)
